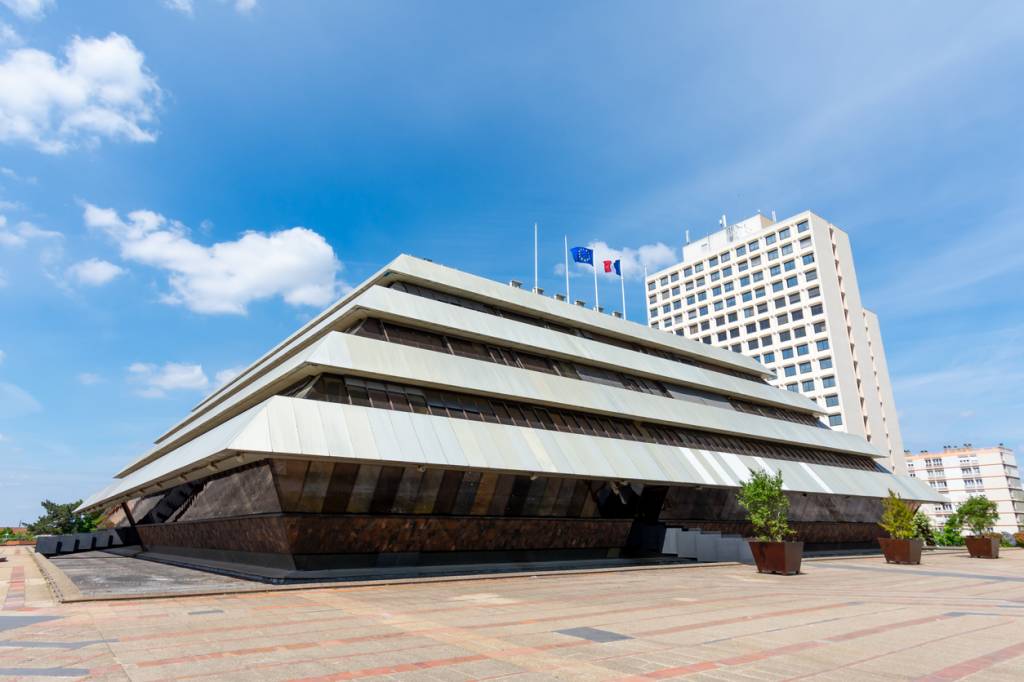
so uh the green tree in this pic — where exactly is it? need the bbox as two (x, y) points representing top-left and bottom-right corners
(736, 469), (792, 542)
(879, 490), (917, 539)
(935, 513), (964, 546)
(957, 495), (1000, 537)
(913, 511), (936, 546)
(24, 500), (101, 535)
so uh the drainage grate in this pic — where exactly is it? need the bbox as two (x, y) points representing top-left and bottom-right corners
(556, 627), (632, 643)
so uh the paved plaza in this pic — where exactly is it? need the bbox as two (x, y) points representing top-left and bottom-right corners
(3, 545), (1024, 680)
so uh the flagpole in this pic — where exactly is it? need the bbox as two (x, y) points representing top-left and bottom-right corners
(563, 235), (570, 302)
(643, 265), (649, 325)
(533, 222), (538, 292)
(592, 255), (599, 311)
(620, 267), (627, 320)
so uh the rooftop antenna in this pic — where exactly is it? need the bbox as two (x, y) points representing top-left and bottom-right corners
(771, 209), (777, 222)
(719, 214), (728, 230)
(684, 229), (690, 245)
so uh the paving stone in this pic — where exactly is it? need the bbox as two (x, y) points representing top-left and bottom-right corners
(4, 545), (1024, 680)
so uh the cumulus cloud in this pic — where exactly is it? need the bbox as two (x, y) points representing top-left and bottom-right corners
(0, 215), (61, 246)
(77, 371), (102, 385)
(0, 166), (35, 183)
(128, 361), (209, 398)
(0, 22), (21, 47)
(0, 0), (54, 21)
(555, 240), (677, 281)
(84, 203), (345, 314)
(66, 257), (124, 286)
(0, 32), (162, 153)
(162, 0), (194, 16)
(214, 366), (244, 388)
(232, 0), (257, 14)
(0, 381), (41, 417)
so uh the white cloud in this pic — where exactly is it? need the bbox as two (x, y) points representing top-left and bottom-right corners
(84, 203), (345, 314)
(554, 240), (677, 281)
(0, 0), (54, 21)
(0, 381), (41, 417)
(0, 166), (36, 183)
(892, 324), (1024, 453)
(0, 22), (21, 47)
(163, 0), (194, 16)
(214, 366), (244, 388)
(0, 32), (162, 153)
(66, 257), (124, 286)
(77, 372), (101, 385)
(233, 0), (257, 14)
(0, 216), (61, 246)
(128, 361), (209, 398)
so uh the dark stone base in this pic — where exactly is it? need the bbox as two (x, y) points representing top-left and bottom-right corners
(122, 457), (896, 577)
(138, 513), (634, 572)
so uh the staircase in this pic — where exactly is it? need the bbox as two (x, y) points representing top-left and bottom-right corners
(662, 527), (754, 564)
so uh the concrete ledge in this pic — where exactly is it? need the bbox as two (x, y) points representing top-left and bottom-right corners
(30, 549), (83, 603)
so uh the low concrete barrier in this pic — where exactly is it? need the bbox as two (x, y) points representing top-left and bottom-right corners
(36, 529), (127, 556)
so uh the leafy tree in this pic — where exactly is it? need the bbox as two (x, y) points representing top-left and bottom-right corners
(879, 490), (917, 539)
(24, 500), (101, 536)
(935, 513), (964, 546)
(913, 511), (936, 546)
(957, 495), (1000, 537)
(737, 469), (792, 542)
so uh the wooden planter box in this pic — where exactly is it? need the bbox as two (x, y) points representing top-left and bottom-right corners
(748, 540), (803, 575)
(965, 536), (1000, 559)
(878, 537), (923, 564)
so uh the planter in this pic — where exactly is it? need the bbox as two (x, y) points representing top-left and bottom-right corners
(878, 537), (923, 564)
(965, 536), (1000, 559)
(748, 540), (803, 575)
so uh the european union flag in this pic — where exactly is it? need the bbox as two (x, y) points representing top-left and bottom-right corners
(571, 246), (594, 266)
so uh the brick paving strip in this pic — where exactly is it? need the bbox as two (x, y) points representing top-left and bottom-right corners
(2, 566), (26, 610)
(915, 639), (1024, 680)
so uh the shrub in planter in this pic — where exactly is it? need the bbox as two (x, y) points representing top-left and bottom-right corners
(935, 513), (964, 546)
(737, 470), (802, 575)
(958, 495), (1000, 559)
(878, 490), (923, 564)
(1013, 531), (1024, 547)
(913, 512), (936, 547)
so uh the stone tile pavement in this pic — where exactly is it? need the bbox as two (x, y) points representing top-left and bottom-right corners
(3, 544), (1024, 680)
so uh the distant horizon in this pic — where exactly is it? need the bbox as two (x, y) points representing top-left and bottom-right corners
(2, 1), (1023, 525)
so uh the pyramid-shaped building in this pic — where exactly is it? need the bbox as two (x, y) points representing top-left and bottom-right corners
(79, 255), (941, 577)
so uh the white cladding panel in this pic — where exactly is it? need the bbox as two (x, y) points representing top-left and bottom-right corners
(125, 308), (872, 478)
(191, 254), (772, 420)
(80, 396), (943, 512)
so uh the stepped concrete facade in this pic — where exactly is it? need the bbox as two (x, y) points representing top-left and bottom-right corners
(79, 255), (942, 578)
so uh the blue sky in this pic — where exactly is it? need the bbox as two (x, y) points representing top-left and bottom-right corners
(0, 1), (1022, 525)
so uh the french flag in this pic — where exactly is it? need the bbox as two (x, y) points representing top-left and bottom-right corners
(603, 259), (621, 276)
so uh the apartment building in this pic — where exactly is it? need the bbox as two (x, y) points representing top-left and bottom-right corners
(906, 445), (1024, 535)
(78, 255), (939, 578)
(646, 211), (905, 472)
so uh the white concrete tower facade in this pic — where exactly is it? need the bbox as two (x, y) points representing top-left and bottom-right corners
(646, 211), (906, 472)
(906, 445), (1024, 535)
